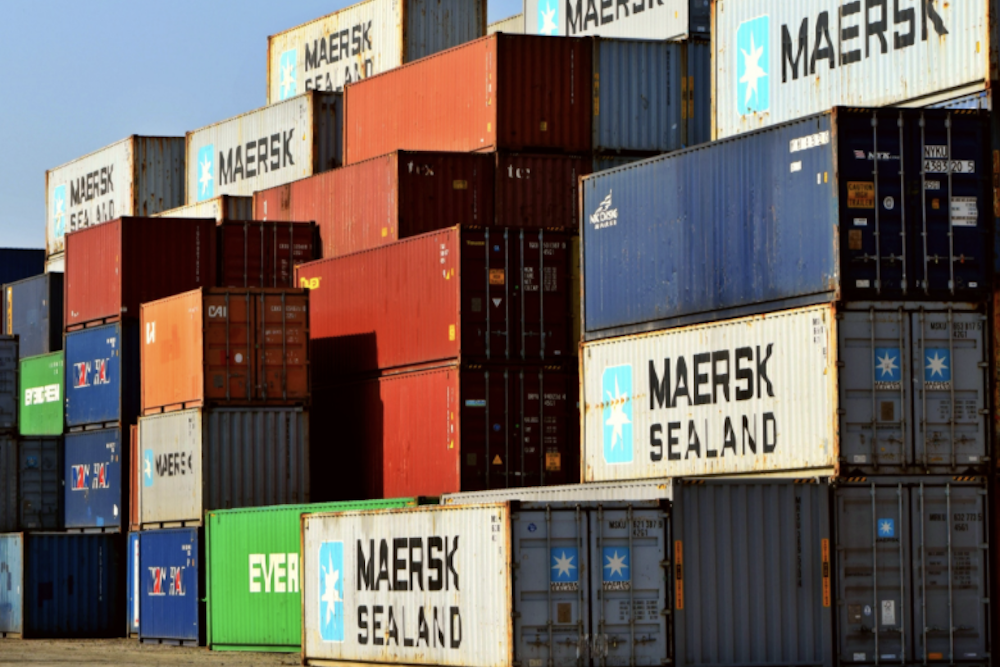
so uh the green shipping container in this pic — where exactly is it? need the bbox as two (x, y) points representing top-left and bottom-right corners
(19, 352), (63, 436)
(206, 498), (434, 651)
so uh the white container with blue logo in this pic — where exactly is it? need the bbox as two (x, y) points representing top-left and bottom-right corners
(581, 302), (987, 480)
(523, 0), (708, 40)
(138, 527), (202, 646)
(64, 427), (126, 532)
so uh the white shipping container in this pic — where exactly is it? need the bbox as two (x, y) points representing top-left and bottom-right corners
(267, 0), (486, 104)
(523, 0), (708, 39)
(441, 478), (674, 505)
(302, 504), (513, 667)
(45, 136), (185, 257)
(712, 0), (991, 138)
(153, 196), (253, 221)
(488, 13), (525, 35)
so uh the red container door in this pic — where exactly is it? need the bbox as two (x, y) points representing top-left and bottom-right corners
(494, 153), (591, 230)
(256, 291), (310, 403)
(219, 222), (317, 288)
(203, 291), (253, 403)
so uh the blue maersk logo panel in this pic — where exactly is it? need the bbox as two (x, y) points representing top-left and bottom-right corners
(923, 348), (951, 387)
(537, 0), (559, 35)
(318, 541), (345, 642)
(197, 144), (215, 201)
(279, 49), (297, 100)
(878, 518), (895, 538)
(143, 449), (154, 487)
(874, 347), (901, 390)
(550, 547), (579, 591)
(602, 365), (633, 464)
(602, 546), (631, 590)
(736, 15), (770, 116)
(53, 185), (67, 240)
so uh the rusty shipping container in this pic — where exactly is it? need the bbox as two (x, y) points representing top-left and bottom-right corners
(344, 33), (592, 165)
(311, 362), (579, 500)
(217, 221), (317, 288)
(493, 153), (590, 230)
(153, 196), (253, 221)
(140, 288), (309, 414)
(64, 217), (216, 329)
(297, 227), (573, 376)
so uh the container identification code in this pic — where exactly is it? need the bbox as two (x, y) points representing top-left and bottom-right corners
(789, 131), (829, 153)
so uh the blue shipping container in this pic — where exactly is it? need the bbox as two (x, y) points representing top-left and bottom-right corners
(64, 428), (125, 532)
(139, 527), (201, 645)
(65, 321), (140, 428)
(0, 249), (44, 287)
(3, 272), (63, 358)
(581, 107), (992, 338)
(127, 532), (139, 636)
(0, 532), (124, 638)
(593, 37), (710, 154)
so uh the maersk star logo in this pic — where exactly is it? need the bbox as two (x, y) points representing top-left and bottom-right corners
(279, 49), (297, 100)
(318, 541), (345, 642)
(736, 16), (770, 116)
(602, 547), (630, 590)
(924, 348), (951, 386)
(878, 518), (895, 538)
(873, 347), (901, 389)
(197, 144), (214, 201)
(551, 548), (578, 582)
(602, 365), (633, 465)
(143, 449), (153, 487)
(538, 0), (558, 35)
(52, 185), (67, 240)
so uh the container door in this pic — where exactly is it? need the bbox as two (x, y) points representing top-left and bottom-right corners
(462, 228), (512, 360)
(0, 338), (16, 430)
(20, 438), (62, 530)
(910, 483), (988, 663)
(0, 534), (23, 635)
(513, 506), (591, 667)
(910, 309), (987, 470)
(204, 292), (252, 403)
(127, 533), (140, 635)
(588, 505), (669, 667)
(64, 428), (124, 531)
(139, 527), (200, 644)
(839, 308), (911, 471)
(517, 230), (572, 360)
(835, 484), (911, 664)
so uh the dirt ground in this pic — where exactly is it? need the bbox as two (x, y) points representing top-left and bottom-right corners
(0, 638), (302, 666)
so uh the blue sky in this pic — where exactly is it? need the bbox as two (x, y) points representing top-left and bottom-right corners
(0, 0), (521, 250)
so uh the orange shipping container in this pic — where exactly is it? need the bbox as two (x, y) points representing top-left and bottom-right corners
(140, 288), (309, 414)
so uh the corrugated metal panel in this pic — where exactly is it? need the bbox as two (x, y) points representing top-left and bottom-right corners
(0, 336), (16, 431)
(266, 0), (486, 103)
(3, 273), (63, 358)
(712, 0), (990, 139)
(344, 34), (592, 164)
(128, 425), (139, 532)
(494, 153), (590, 230)
(0, 533), (23, 635)
(153, 195), (253, 221)
(582, 304), (838, 480)
(0, 249), (44, 286)
(206, 499), (422, 651)
(185, 93), (342, 204)
(217, 221), (317, 287)
(0, 435), (17, 532)
(835, 477), (988, 664)
(127, 532), (139, 636)
(139, 407), (309, 527)
(442, 478), (673, 504)
(931, 90), (992, 111)
(523, 0), (709, 38)
(64, 217), (217, 328)
(673, 480), (833, 666)
(64, 428), (125, 532)
(488, 13), (524, 34)
(302, 503), (513, 666)
(582, 108), (992, 338)
(139, 527), (201, 645)
(19, 352), (63, 436)
(45, 136), (186, 256)
(19, 438), (63, 531)
(65, 322), (140, 428)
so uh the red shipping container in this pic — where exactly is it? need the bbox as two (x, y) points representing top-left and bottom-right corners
(64, 217), (217, 329)
(494, 153), (590, 231)
(310, 362), (579, 500)
(296, 227), (573, 376)
(343, 34), (592, 165)
(217, 220), (318, 287)
(254, 152), (494, 258)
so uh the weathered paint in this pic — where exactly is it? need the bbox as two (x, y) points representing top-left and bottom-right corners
(139, 527), (201, 645)
(64, 427), (125, 532)
(3, 273), (63, 359)
(19, 352), (63, 436)
(0, 336), (16, 431)
(152, 196), (253, 221)
(65, 322), (140, 429)
(524, 0), (709, 39)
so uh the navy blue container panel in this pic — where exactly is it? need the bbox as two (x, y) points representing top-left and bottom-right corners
(3, 273), (63, 357)
(0, 249), (44, 286)
(127, 532), (139, 635)
(64, 321), (140, 428)
(64, 428), (125, 531)
(139, 528), (200, 644)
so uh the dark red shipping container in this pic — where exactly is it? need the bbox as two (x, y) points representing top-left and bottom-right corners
(310, 362), (579, 500)
(64, 217), (217, 329)
(217, 220), (318, 287)
(296, 227), (573, 376)
(494, 153), (590, 231)
(343, 33), (592, 165)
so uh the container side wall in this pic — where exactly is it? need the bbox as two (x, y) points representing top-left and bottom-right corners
(524, 0), (708, 38)
(0, 249), (44, 285)
(19, 352), (64, 436)
(153, 196), (254, 221)
(4, 273), (64, 358)
(488, 13), (524, 35)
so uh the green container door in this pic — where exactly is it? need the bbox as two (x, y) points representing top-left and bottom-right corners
(206, 498), (429, 651)
(19, 352), (63, 436)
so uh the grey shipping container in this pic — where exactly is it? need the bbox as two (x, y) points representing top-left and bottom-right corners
(833, 477), (989, 665)
(18, 438), (63, 531)
(672, 479), (833, 666)
(0, 336), (16, 431)
(3, 272), (63, 358)
(442, 478), (674, 504)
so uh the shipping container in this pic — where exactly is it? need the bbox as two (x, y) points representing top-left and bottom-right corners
(138, 407), (308, 527)
(127, 532), (139, 637)
(592, 37), (710, 153)
(833, 476), (989, 665)
(299, 227), (573, 376)
(64, 427), (126, 532)
(494, 153), (590, 231)
(0, 532), (124, 638)
(0, 336), (16, 431)
(19, 352), (63, 436)
(344, 34), (592, 164)
(186, 92), (342, 204)
(64, 217), (216, 328)
(139, 527), (202, 645)
(17, 438), (62, 531)
(311, 362), (578, 500)
(0, 435), (15, 532)
(442, 478), (674, 504)
(0, 249), (44, 286)
(44, 254), (63, 274)
(523, 0), (709, 39)
(152, 195), (253, 221)
(128, 424), (139, 533)
(217, 221), (317, 287)
(672, 479), (833, 666)
(140, 288), (308, 414)
(3, 273), (63, 358)
(205, 499), (426, 651)
(712, 0), (992, 139)
(582, 108), (992, 338)
(45, 136), (185, 256)
(488, 13), (524, 35)
(581, 303), (987, 481)
(65, 322), (140, 429)
(266, 0), (486, 103)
